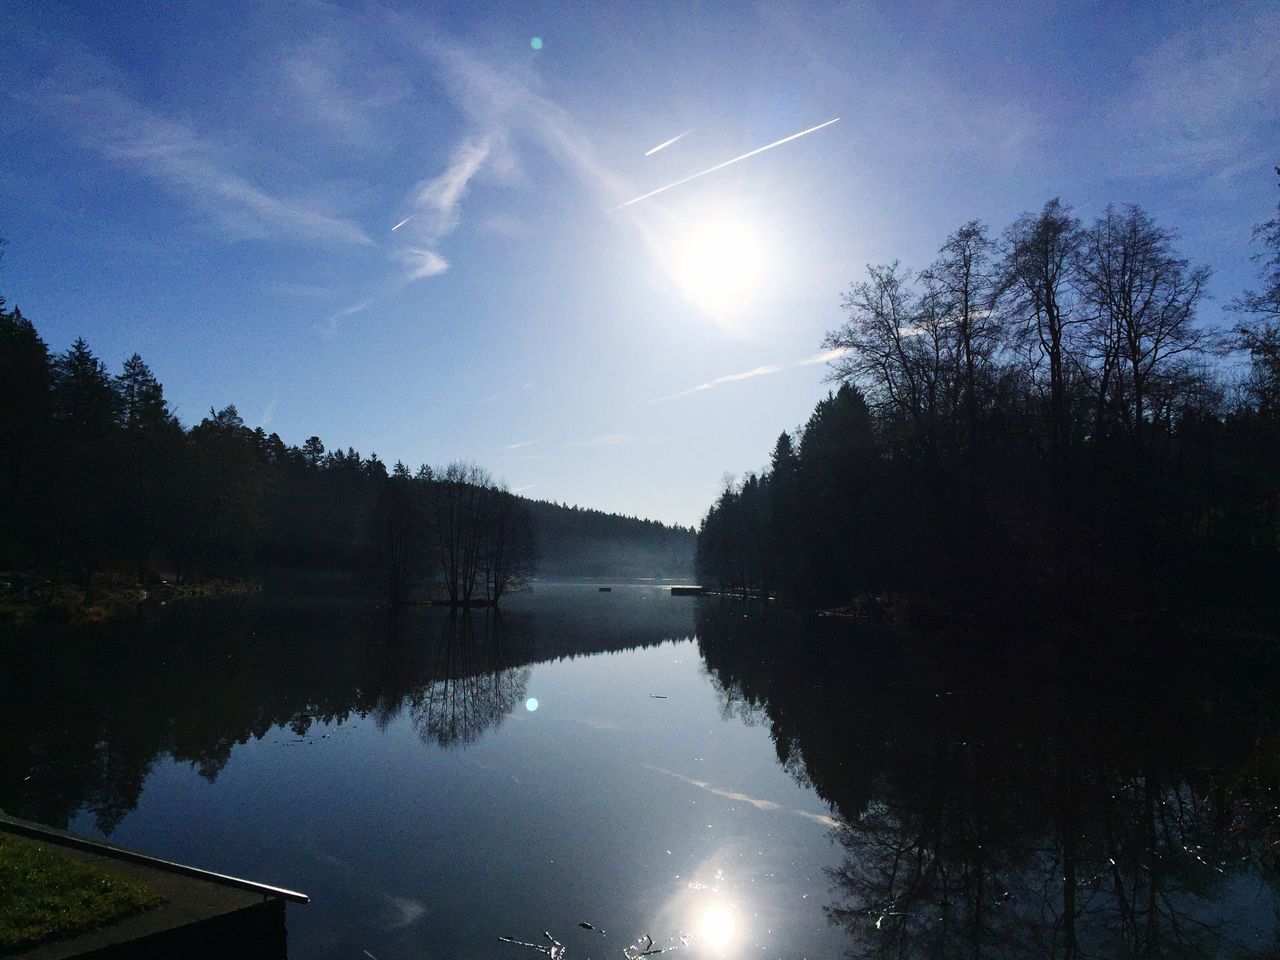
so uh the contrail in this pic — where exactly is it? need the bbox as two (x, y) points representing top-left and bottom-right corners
(644, 130), (690, 156)
(390, 215), (414, 232)
(615, 117), (840, 210)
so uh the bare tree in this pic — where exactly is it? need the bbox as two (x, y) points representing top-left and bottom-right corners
(1002, 199), (1083, 466)
(920, 220), (1006, 452)
(1075, 204), (1210, 450)
(826, 261), (954, 455)
(432, 461), (493, 605)
(483, 488), (537, 604)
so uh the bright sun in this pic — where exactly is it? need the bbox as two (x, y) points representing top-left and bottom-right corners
(697, 903), (737, 952)
(672, 217), (768, 320)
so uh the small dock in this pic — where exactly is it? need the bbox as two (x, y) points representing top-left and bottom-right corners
(0, 813), (304, 959)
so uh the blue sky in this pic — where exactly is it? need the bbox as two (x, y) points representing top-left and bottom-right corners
(2, 0), (1276, 526)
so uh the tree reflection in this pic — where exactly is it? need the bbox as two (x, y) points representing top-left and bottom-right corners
(0, 587), (693, 834)
(409, 612), (530, 749)
(696, 601), (1280, 959)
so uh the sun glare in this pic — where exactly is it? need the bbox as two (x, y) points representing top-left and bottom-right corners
(672, 217), (767, 321)
(697, 904), (736, 952)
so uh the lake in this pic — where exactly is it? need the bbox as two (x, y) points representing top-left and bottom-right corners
(3, 583), (1279, 958)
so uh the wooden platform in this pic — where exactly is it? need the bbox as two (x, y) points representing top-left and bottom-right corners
(0, 814), (300, 959)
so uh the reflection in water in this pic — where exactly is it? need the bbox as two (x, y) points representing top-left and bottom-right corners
(409, 613), (529, 749)
(0, 588), (693, 835)
(696, 600), (1280, 959)
(6, 588), (1279, 958)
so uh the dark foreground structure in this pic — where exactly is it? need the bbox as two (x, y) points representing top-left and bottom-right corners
(0, 813), (301, 959)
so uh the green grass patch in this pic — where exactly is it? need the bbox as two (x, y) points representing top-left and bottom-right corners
(0, 834), (164, 952)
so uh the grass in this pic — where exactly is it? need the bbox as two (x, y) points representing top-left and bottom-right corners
(0, 834), (165, 952)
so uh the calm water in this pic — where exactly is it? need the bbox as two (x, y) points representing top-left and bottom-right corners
(3, 584), (1280, 958)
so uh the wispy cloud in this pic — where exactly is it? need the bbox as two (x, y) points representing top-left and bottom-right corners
(318, 298), (373, 337)
(395, 247), (449, 280)
(650, 365), (780, 403)
(512, 483), (536, 493)
(25, 56), (373, 247)
(409, 136), (491, 242)
(650, 348), (852, 404)
(281, 36), (411, 147)
(386, 136), (493, 281)
(503, 440), (535, 450)
(1110, 11), (1280, 179)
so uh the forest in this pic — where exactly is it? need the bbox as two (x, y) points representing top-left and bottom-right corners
(0, 258), (694, 608)
(697, 177), (1280, 618)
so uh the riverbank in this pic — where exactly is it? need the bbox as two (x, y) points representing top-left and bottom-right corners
(0, 573), (261, 626)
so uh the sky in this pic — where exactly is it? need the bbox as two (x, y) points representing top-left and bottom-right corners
(2, 0), (1277, 527)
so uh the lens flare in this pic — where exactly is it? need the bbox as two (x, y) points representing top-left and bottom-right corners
(525, 697), (539, 711)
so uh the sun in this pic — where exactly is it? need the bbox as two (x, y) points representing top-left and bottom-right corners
(697, 903), (736, 952)
(671, 216), (768, 321)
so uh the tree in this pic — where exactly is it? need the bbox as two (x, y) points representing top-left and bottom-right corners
(1075, 204), (1210, 449)
(484, 490), (537, 604)
(1232, 166), (1280, 321)
(1002, 199), (1082, 467)
(114, 354), (182, 577)
(1232, 166), (1280, 419)
(0, 304), (52, 550)
(919, 220), (1005, 453)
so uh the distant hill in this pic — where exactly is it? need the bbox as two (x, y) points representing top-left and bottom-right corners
(523, 499), (694, 579)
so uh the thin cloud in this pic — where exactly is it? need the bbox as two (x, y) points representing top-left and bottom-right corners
(651, 348), (852, 404)
(503, 440), (535, 450)
(512, 483), (536, 493)
(385, 136), (491, 282)
(409, 136), (490, 241)
(616, 117), (840, 210)
(650, 364), (781, 404)
(395, 248), (449, 280)
(800, 347), (852, 365)
(318, 298), (373, 337)
(25, 58), (372, 247)
(1110, 11), (1280, 178)
(644, 130), (690, 156)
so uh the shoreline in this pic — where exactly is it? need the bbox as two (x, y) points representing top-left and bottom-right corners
(0, 574), (262, 626)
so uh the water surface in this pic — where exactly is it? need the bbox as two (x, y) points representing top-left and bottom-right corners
(3, 584), (1279, 958)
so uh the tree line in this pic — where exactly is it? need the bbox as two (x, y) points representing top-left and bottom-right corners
(697, 175), (1280, 617)
(0, 251), (693, 605)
